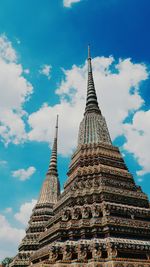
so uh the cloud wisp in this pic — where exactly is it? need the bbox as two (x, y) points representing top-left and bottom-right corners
(12, 166), (36, 181)
(4, 207), (12, 213)
(63, 0), (82, 8)
(39, 64), (52, 80)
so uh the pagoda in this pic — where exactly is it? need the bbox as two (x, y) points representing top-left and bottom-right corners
(10, 116), (60, 267)
(30, 47), (150, 266)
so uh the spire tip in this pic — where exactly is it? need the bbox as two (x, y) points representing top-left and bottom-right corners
(55, 114), (59, 139)
(56, 114), (59, 128)
(85, 45), (101, 114)
(47, 116), (59, 175)
(88, 45), (91, 59)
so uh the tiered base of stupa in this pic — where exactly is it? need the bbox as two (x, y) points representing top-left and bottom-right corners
(31, 260), (150, 267)
(30, 237), (150, 267)
(30, 143), (150, 267)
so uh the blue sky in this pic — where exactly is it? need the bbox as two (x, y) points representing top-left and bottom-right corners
(0, 0), (150, 260)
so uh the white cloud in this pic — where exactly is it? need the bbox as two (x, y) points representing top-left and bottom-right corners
(39, 64), (52, 80)
(14, 199), (37, 225)
(28, 101), (82, 155)
(0, 34), (17, 62)
(0, 199), (36, 260)
(0, 37), (149, 176)
(12, 166), (36, 181)
(0, 34), (33, 145)
(124, 110), (150, 176)
(0, 214), (25, 260)
(28, 56), (148, 157)
(63, 0), (82, 8)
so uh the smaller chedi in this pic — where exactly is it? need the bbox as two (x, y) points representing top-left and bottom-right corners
(11, 47), (150, 267)
(10, 116), (60, 267)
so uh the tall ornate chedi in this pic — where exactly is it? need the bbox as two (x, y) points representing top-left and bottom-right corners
(29, 48), (150, 266)
(13, 47), (150, 267)
(10, 116), (60, 267)
(30, 48), (150, 267)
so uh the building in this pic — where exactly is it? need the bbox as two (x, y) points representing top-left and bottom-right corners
(12, 47), (150, 266)
(10, 116), (60, 267)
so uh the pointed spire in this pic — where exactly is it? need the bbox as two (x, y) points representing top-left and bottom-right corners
(78, 47), (112, 145)
(88, 44), (91, 59)
(37, 115), (60, 205)
(47, 115), (59, 175)
(85, 45), (101, 114)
